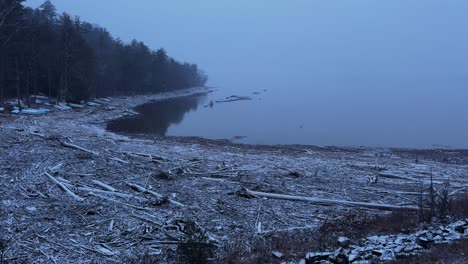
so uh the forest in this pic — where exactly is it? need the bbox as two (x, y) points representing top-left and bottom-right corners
(0, 0), (208, 108)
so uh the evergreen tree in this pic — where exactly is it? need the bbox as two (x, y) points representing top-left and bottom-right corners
(0, 0), (208, 107)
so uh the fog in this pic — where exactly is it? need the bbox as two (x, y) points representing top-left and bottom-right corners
(26, 0), (468, 148)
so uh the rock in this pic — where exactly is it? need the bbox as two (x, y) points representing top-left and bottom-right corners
(394, 246), (404, 254)
(404, 244), (423, 253)
(394, 235), (406, 245)
(367, 235), (388, 245)
(305, 252), (332, 264)
(380, 249), (395, 261)
(338, 237), (351, 248)
(333, 252), (349, 264)
(424, 232), (433, 240)
(454, 223), (467, 234)
(416, 237), (433, 248)
(272, 251), (284, 259)
(433, 235), (442, 242)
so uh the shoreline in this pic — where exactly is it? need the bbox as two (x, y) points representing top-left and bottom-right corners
(1, 89), (467, 262)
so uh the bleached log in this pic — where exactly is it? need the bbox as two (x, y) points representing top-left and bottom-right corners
(120, 151), (169, 161)
(78, 187), (148, 202)
(92, 180), (116, 192)
(131, 214), (163, 227)
(126, 182), (184, 207)
(108, 157), (129, 164)
(30, 131), (45, 138)
(378, 172), (419, 181)
(89, 192), (150, 210)
(44, 172), (84, 202)
(243, 188), (418, 211)
(61, 141), (99, 156)
(378, 172), (445, 184)
(49, 162), (64, 173)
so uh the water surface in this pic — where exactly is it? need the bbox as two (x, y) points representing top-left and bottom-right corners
(107, 85), (468, 149)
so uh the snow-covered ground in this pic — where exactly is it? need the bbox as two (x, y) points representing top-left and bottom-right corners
(1, 89), (467, 262)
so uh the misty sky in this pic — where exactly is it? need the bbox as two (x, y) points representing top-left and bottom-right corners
(26, 0), (468, 147)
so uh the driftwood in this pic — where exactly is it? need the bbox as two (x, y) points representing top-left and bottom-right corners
(92, 180), (116, 192)
(78, 187), (149, 202)
(88, 192), (151, 211)
(44, 172), (84, 202)
(378, 172), (420, 181)
(121, 151), (169, 162)
(61, 141), (99, 156)
(126, 182), (184, 207)
(108, 157), (129, 164)
(242, 188), (419, 211)
(30, 131), (45, 138)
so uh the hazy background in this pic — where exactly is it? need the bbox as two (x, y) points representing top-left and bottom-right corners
(26, 1), (468, 148)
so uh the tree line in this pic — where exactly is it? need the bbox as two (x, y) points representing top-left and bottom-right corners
(0, 0), (208, 108)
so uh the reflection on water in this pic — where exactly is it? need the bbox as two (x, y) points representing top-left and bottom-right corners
(107, 93), (207, 135)
(107, 86), (468, 149)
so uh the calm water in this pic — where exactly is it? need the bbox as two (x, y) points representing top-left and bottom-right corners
(107, 84), (468, 149)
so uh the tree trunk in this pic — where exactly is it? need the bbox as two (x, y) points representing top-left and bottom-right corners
(0, 55), (4, 106)
(48, 66), (51, 100)
(25, 64), (30, 108)
(15, 57), (22, 111)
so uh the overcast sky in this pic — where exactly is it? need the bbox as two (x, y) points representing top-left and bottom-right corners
(25, 1), (468, 90)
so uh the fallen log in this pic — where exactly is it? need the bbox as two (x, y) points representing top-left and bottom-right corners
(78, 187), (148, 202)
(378, 172), (445, 184)
(108, 157), (129, 164)
(92, 180), (116, 192)
(89, 192), (151, 210)
(44, 172), (84, 202)
(126, 182), (184, 207)
(378, 172), (419, 181)
(242, 188), (419, 211)
(61, 141), (99, 156)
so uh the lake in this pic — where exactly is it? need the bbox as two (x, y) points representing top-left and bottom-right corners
(107, 83), (468, 149)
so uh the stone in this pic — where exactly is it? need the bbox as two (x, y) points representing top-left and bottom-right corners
(416, 237), (433, 248)
(338, 237), (351, 248)
(348, 251), (360, 262)
(433, 235), (442, 242)
(380, 249), (395, 261)
(394, 235), (408, 245)
(272, 251), (284, 259)
(305, 252), (332, 264)
(394, 246), (405, 254)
